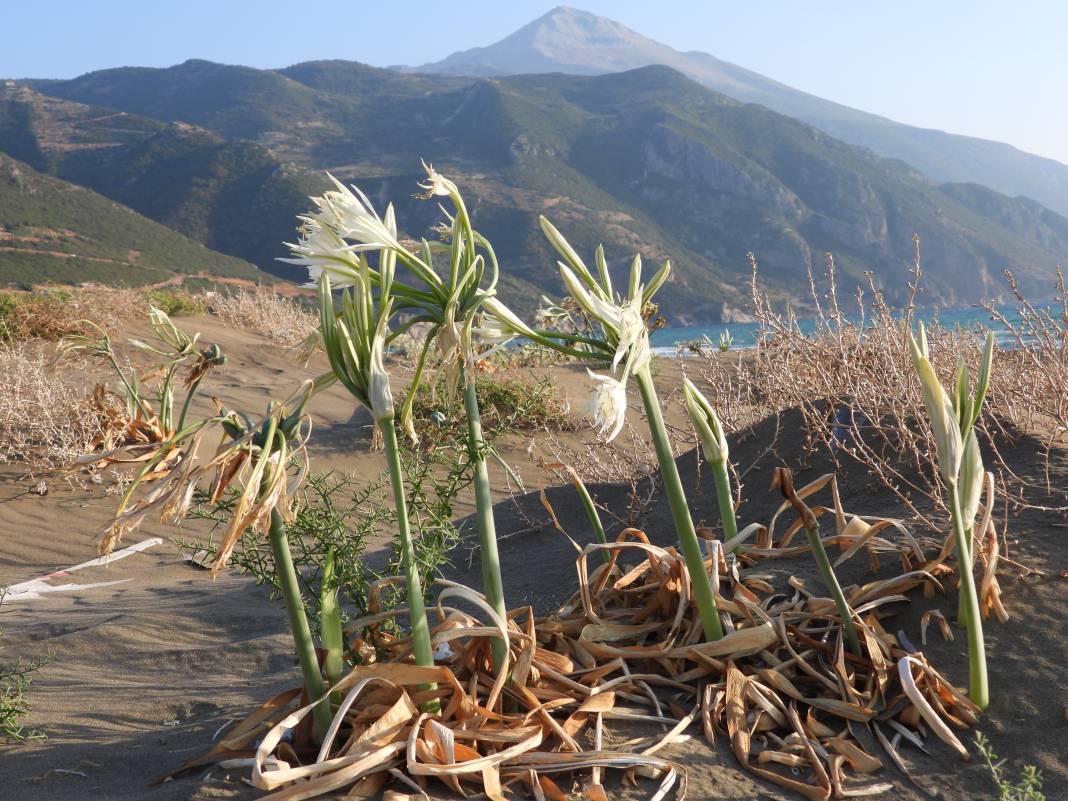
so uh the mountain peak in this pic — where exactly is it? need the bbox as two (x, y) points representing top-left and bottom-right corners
(409, 6), (672, 77)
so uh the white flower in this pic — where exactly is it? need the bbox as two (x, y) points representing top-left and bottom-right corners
(315, 174), (400, 252)
(559, 262), (651, 375)
(417, 160), (460, 200)
(587, 369), (628, 442)
(613, 303), (649, 373)
(280, 215), (361, 287)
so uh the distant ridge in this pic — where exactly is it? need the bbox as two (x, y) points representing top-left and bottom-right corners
(0, 83), (329, 279)
(405, 6), (1068, 218)
(0, 151), (263, 288)
(8, 58), (1068, 321)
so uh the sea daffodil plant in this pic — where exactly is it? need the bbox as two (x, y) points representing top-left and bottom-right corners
(506, 219), (723, 642)
(909, 323), (994, 709)
(313, 257), (439, 699)
(286, 164), (526, 670)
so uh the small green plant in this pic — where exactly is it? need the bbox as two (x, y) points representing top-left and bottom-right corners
(975, 732), (1045, 801)
(187, 445), (471, 659)
(718, 329), (734, 352)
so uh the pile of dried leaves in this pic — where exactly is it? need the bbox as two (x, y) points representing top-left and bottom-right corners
(169, 474), (991, 801)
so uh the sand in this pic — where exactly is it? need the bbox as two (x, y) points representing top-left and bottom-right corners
(1, 314), (1065, 800)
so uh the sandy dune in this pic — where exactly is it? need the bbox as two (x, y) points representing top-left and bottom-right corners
(1, 316), (1065, 800)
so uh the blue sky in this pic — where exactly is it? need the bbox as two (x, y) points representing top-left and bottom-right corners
(3, 1), (1065, 164)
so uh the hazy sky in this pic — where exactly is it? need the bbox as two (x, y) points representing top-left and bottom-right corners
(3, 1), (1066, 164)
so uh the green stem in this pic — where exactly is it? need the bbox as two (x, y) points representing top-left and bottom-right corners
(957, 523), (974, 627)
(267, 508), (333, 741)
(801, 518), (862, 655)
(710, 459), (739, 551)
(635, 368), (724, 641)
(176, 373), (206, 432)
(461, 366), (509, 669)
(949, 481), (989, 709)
(570, 473), (610, 564)
(378, 420), (438, 680)
(108, 352), (153, 419)
(397, 334), (434, 443)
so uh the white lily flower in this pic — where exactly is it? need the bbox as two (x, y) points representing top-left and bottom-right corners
(613, 303), (649, 373)
(472, 315), (515, 347)
(280, 215), (361, 287)
(559, 261), (651, 374)
(315, 174), (401, 252)
(587, 369), (628, 442)
(417, 160), (460, 201)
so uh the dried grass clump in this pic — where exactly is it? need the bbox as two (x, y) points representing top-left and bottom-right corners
(0, 343), (116, 470)
(693, 248), (1068, 530)
(176, 474), (978, 801)
(207, 287), (316, 347)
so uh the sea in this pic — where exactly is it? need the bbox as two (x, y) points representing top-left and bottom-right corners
(649, 304), (1049, 355)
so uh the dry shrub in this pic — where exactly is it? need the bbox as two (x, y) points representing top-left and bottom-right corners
(0, 286), (142, 342)
(207, 287), (315, 347)
(0, 343), (116, 471)
(689, 247), (1068, 530)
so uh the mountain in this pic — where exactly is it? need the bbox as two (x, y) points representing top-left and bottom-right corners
(0, 152), (263, 287)
(10, 61), (1068, 320)
(407, 6), (1068, 219)
(0, 84), (329, 279)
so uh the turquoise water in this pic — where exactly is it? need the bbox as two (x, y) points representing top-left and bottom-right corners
(650, 305), (1038, 353)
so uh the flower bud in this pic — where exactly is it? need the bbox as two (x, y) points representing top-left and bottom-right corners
(683, 378), (728, 463)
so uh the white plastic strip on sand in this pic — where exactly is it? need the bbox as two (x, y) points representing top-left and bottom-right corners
(4, 537), (163, 603)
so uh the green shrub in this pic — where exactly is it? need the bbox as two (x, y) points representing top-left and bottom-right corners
(147, 288), (207, 316)
(0, 604), (47, 742)
(975, 732), (1045, 801)
(408, 373), (572, 446)
(185, 443), (473, 660)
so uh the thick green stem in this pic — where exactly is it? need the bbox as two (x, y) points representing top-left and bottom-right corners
(320, 548), (344, 693)
(379, 419), (437, 675)
(267, 508), (333, 741)
(635, 368), (724, 641)
(461, 368), (510, 669)
(710, 459), (738, 550)
(801, 520), (862, 655)
(949, 481), (989, 709)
